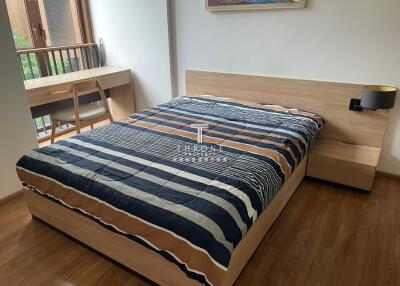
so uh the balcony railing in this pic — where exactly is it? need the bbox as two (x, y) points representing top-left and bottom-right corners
(17, 43), (100, 80)
(18, 43), (101, 141)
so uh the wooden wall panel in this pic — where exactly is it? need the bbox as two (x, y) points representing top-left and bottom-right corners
(185, 70), (390, 148)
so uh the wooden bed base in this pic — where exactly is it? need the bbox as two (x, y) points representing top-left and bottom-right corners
(22, 69), (391, 284)
(24, 156), (307, 286)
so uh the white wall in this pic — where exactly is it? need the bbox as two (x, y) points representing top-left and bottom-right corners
(89, 0), (173, 111)
(0, 0), (38, 199)
(172, 0), (400, 175)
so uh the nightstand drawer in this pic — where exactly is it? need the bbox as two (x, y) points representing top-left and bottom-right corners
(306, 139), (380, 191)
(307, 152), (376, 190)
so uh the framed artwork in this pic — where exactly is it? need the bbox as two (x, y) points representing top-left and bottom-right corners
(206, 0), (306, 11)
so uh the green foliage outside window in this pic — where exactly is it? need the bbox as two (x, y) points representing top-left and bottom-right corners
(13, 30), (32, 48)
(13, 31), (73, 130)
(13, 30), (73, 80)
(13, 30), (39, 79)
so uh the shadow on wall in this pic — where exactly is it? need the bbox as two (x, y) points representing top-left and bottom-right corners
(379, 97), (400, 173)
(97, 40), (148, 112)
(131, 73), (149, 112)
(98, 38), (107, 66)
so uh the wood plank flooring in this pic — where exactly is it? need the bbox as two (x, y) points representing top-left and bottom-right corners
(0, 176), (399, 286)
(38, 120), (109, 148)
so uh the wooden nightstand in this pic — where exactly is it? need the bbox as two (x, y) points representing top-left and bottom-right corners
(306, 139), (381, 191)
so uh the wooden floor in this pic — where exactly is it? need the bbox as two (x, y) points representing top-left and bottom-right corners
(1, 176), (399, 286)
(38, 120), (109, 148)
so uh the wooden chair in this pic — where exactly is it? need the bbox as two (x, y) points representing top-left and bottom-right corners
(50, 79), (113, 143)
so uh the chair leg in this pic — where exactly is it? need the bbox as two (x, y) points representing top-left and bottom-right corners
(90, 124), (94, 129)
(51, 119), (57, 144)
(75, 120), (81, 134)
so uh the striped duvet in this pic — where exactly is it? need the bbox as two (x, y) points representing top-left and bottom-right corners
(16, 95), (323, 286)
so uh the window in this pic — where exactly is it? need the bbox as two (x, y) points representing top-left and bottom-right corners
(5, 0), (98, 141)
(6, 0), (92, 49)
(40, 0), (83, 47)
(5, 0), (94, 79)
(5, 0), (33, 49)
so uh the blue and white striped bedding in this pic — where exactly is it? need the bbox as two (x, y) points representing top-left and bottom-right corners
(16, 95), (323, 285)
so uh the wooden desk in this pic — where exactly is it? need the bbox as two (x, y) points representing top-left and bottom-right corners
(24, 66), (135, 120)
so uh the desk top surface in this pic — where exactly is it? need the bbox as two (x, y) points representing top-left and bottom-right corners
(24, 66), (130, 91)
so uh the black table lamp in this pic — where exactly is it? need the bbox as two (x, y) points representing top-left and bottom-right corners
(349, 85), (397, 111)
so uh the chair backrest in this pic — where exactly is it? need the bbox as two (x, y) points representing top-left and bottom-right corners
(50, 78), (113, 142)
(50, 79), (105, 99)
(69, 79), (112, 125)
(72, 79), (100, 94)
(50, 78), (110, 120)
(71, 79), (108, 109)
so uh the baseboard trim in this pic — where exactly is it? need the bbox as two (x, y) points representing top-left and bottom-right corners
(377, 171), (400, 181)
(0, 189), (24, 206)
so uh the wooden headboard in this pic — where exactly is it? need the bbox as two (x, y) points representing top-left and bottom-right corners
(185, 70), (390, 148)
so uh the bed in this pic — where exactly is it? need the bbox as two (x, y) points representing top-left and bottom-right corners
(17, 93), (323, 286)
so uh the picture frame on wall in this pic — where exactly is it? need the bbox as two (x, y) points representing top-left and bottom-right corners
(206, 0), (306, 11)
